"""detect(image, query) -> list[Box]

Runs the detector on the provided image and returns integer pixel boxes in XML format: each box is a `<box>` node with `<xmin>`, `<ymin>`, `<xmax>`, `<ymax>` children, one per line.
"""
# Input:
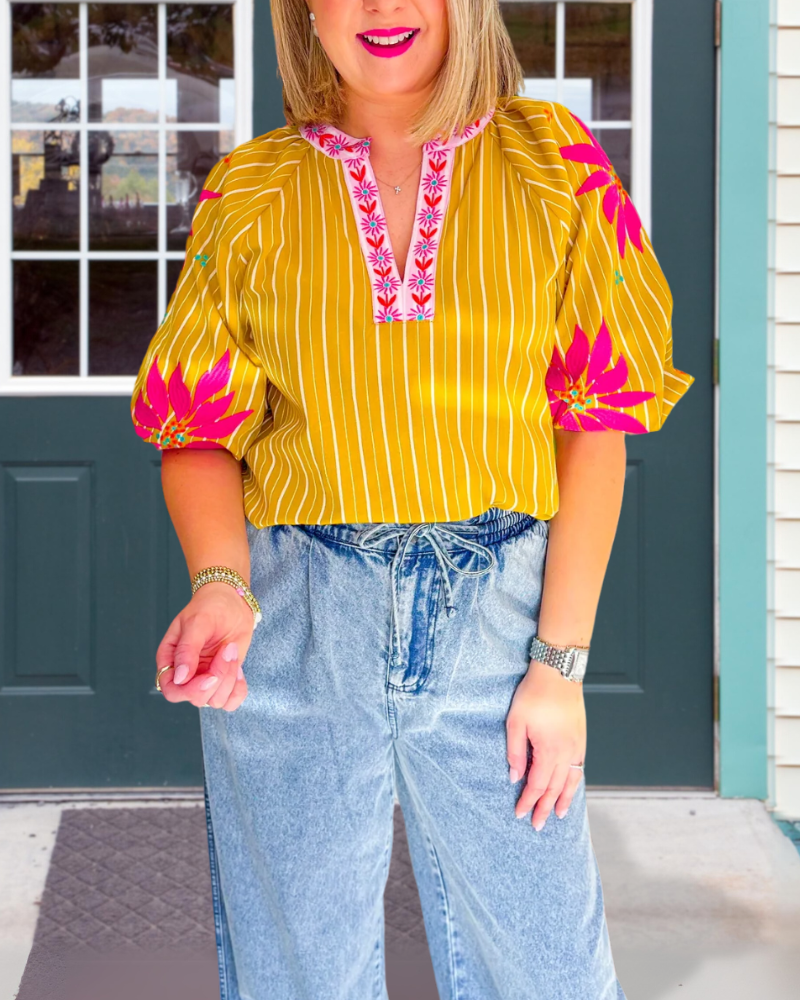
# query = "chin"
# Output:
<box><xmin>359</xmin><ymin>77</ymin><xmax>427</xmax><ymax>99</ymax></box>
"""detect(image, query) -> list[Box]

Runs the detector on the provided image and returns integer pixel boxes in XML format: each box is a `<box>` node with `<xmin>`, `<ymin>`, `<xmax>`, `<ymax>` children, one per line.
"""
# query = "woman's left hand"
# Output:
<box><xmin>506</xmin><ymin>659</ymin><xmax>587</xmax><ymax>830</ymax></box>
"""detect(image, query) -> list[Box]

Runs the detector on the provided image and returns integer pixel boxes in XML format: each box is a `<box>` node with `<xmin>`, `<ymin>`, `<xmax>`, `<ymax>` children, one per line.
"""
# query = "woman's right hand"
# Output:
<box><xmin>155</xmin><ymin>582</ymin><xmax>256</xmax><ymax>711</ymax></box>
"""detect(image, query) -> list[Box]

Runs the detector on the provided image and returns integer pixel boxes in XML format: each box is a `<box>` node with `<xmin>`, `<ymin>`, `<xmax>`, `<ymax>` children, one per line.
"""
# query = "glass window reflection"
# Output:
<box><xmin>11</xmin><ymin>3</ymin><xmax>80</xmax><ymax>122</ymax></box>
<box><xmin>13</xmin><ymin>129</ymin><xmax>80</xmax><ymax>250</ymax></box>
<box><xmin>166</xmin><ymin>129</ymin><xmax>234</xmax><ymax>250</ymax></box>
<box><xmin>167</xmin><ymin>4</ymin><xmax>234</xmax><ymax>124</ymax></box>
<box><xmin>89</xmin><ymin>260</ymin><xmax>158</xmax><ymax>374</ymax></box>
<box><xmin>13</xmin><ymin>260</ymin><xmax>80</xmax><ymax>375</ymax></box>
<box><xmin>565</xmin><ymin>3</ymin><xmax>631</xmax><ymax>122</ymax></box>
<box><xmin>501</xmin><ymin>3</ymin><xmax>556</xmax><ymax>84</ymax></box>
<box><xmin>88</xmin><ymin>3</ymin><xmax>159</xmax><ymax>123</ymax></box>
<box><xmin>166</xmin><ymin>258</ymin><xmax>185</xmax><ymax>305</ymax></box>
<box><xmin>594</xmin><ymin>128</ymin><xmax>631</xmax><ymax>193</ymax></box>
<box><xmin>89</xmin><ymin>131</ymin><xmax>159</xmax><ymax>250</ymax></box>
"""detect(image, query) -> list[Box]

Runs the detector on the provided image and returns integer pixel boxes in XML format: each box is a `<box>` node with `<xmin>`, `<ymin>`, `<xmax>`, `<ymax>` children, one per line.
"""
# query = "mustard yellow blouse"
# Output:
<box><xmin>130</xmin><ymin>96</ymin><xmax>694</xmax><ymax>527</ymax></box>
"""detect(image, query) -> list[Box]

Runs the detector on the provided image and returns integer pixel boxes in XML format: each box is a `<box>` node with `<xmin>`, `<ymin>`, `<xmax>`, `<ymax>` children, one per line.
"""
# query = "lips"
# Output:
<box><xmin>356</xmin><ymin>27</ymin><xmax>420</xmax><ymax>58</ymax></box>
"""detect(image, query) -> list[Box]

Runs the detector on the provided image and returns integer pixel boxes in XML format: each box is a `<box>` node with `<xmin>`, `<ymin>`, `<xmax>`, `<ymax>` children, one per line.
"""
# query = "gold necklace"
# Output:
<box><xmin>372</xmin><ymin>160</ymin><xmax>422</xmax><ymax>195</ymax></box>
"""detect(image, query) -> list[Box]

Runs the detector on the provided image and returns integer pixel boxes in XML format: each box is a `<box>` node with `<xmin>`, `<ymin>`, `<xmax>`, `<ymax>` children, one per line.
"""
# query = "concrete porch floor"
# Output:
<box><xmin>2</xmin><ymin>790</ymin><xmax>799</xmax><ymax>1000</ymax></box>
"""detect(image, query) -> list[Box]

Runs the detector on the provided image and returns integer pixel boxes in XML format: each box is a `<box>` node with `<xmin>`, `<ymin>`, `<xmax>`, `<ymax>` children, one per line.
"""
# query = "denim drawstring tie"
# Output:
<box><xmin>355</xmin><ymin>522</ymin><xmax>497</xmax><ymax>666</ymax></box>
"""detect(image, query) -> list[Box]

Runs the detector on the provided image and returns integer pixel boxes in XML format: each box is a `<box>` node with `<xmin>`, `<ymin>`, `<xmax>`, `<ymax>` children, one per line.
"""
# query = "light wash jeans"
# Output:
<box><xmin>199</xmin><ymin>506</ymin><xmax>626</xmax><ymax>1000</ymax></box>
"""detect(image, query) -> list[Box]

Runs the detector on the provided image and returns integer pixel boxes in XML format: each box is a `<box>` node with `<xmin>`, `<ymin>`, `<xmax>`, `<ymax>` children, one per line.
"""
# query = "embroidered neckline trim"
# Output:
<box><xmin>298</xmin><ymin>107</ymin><xmax>496</xmax><ymax>161</ymax></box>
<box><xmin>299</xmin><ymin>109</ymin><xmax>495</xmax><ymax>323</ymax></box>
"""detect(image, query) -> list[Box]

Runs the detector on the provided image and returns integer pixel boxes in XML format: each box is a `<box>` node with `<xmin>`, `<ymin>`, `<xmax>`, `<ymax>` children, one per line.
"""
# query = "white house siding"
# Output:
<box><xmin>770</xmin><ymin>0</ymin><xmax>800</xmax><ymax>818</ymax></box>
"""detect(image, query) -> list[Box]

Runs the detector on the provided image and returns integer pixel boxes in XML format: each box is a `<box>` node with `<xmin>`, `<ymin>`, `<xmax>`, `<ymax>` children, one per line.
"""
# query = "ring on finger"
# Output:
<box><xmin>155</xmin><ymin>665</ymin><xmax>172</xmax><ymax>692</ymax></box>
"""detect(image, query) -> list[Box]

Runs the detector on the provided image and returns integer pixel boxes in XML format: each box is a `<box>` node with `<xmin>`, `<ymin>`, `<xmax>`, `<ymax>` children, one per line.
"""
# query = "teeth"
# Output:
<box><xmin>363</xmin><ymin>30</ymin><xmax>415</xmax><ymax>46</ymax></box>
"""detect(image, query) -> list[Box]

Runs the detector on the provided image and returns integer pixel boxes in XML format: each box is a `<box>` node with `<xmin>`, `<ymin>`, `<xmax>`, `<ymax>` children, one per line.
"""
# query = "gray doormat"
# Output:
<box><xmin>17</xmin><ymin>804</ymin><xmax>438</xmax><ymax>1000</ymax></box>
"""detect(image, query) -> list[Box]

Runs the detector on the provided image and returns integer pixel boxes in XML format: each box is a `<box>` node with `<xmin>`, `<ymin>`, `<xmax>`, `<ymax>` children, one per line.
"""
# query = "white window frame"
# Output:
<box><xmin>0</xmin><ymin>0</ymin><xmax>253</xmax><ymax>396</ymax></box>
<box><xmin>509</xmin><ymin>0</ymin><xmax>652</xmax><ymax>230</ymax></box>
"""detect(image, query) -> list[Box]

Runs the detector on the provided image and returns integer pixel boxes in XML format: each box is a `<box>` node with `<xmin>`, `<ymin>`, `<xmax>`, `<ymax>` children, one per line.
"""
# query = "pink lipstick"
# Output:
<box><xmin>356</xmin><ymin>26</ymin><xmax>420</xmax><ymax>58</ymax></box>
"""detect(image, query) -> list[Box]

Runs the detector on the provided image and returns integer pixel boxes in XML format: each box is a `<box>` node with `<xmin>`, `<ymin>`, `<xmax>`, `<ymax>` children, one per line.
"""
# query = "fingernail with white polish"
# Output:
<box><xmin>199</xmin><ymin>675</ymin><xmax>219</xmax><ymax>690</ymax></box>
<box><xmin>509</xmin><ymin>767</ymin><xmax>520</xmax><ymax>783</ymax></box>
<box><xmin>237</xmin><ymin>665</ymin><xmax>244</xmax><ymax>680</ymax></box>
<box><xmin>222</xmin><ymin>642</ymin><xmax>238</xmax><ymax>662</ymax></box>
<box><xmin>174</xmin><ymin>664</ymin><xmax>190</xmax><ymax>685</ymax></box>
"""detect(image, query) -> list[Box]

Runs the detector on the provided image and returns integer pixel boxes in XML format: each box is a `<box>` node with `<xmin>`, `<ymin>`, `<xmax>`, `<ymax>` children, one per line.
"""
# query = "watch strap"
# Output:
<box><xmin>528</xmin><ymin>636</ymin><xmax>589</xmax><ymax>682</ymax></box>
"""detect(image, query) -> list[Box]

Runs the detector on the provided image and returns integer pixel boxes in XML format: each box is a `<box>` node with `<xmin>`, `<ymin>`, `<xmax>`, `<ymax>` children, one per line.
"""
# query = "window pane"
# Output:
<box><xmin>500</xmin><ymin>2</ymin><xmax>556</xmax><ymax>92</ymax></box>
<box><xmin>89</xmin><ymin>130</ymin><xmax>159</xmax><ymax>250</ymax></box>
<box><xmin>88</xmin><ymin>3</ymin><xmax>159</xmax><ymax>123</ymax></box>
<box><xmin>166</xmin><ymin>258</ymin><xmax>185</xmax><ymax>303</ymax></box>
<box><xmin>89</xmin><ymin>260</ymin><xmax>158</xmax><ymax>374</ymax></box>
<box><xmin>13</xmin><ymin>130</ymin><xmax>80</xmax><ymax>250</ymax></box>
<box><xmin>14</xmin><ymin>260</ymin><xmax>80</xmax><ymax>375</ymax></box>
<box><xmin>166</xmin><ymin>129</ymin><xmax>234</xmax><ymax>250</ymax></box>
<box><xmin>167</xmin><ymin>4</ymin><xmax>234</xmax><ymax>124</ymax></box>
<box><xmin>565</xmin><ymin>3</ymin><xmax>631</xmax><ymax>121</ymax></box>
<box><xmin>12</xmin><ymin>3</ymin><xmax>80</xmax><ymax>123</ymax></box>
<box><xmin>594</xmin><ymin>128</ymin><xmax>631</xmax><ymax>193</ymax></box>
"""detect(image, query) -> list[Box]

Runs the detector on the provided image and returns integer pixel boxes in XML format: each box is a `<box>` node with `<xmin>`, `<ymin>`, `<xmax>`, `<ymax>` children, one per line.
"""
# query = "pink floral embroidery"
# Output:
<box><xmin>300</xmin><ymin>109</ymin><xmax>495</xmax><ymax>323</ymax></box>
<box><xmin>133</xmin><ymin>350</ymin><xmax>254</xmax><ymax>449</ymax></box>
<box><xmin>558</xmin><ymin>112</ymin><xmax>643</xmax><ymax>259</ymax></box>
<box><xmin>300</xmin><ymin>125</ymin><xmax>372</xmax><ymax>159</ymax></box>
<box><xmin>425</xmin><ymin>114</ymin><xmax>493</xmax><ymax>153</ymax></box>
<box><xmin>546</xmin><ymin>320</ymin><xmax>655</xmax><ymax>433</ymax></box>
<box><xmin>402</xmin><ymin>149</ymin><xmax>449</xmax><ymax>321</ymax></box>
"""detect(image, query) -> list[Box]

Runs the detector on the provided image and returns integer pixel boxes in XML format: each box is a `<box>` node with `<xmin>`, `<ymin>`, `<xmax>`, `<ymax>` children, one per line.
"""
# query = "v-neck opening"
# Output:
<box><xmin>299</xmin><ymin>109</ymin><xmax>495</xmax><ymax>324</ymax></box>
<box><xmin>369</xmin><ymin>166</ymin><xmax>422</xmax><ymax>285</ymax></box>
<box><xmin>341</xmin><ymin>146</ymin><xmax>452</xmax><ymax>323</ymax></box>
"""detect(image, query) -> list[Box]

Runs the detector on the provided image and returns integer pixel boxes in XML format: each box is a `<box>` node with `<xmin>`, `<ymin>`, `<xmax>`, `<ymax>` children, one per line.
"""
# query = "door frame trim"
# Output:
<box><xmin>717</xmin><ymin>0</ymin><xmax>770</xmax><ymax>799</ymax></box>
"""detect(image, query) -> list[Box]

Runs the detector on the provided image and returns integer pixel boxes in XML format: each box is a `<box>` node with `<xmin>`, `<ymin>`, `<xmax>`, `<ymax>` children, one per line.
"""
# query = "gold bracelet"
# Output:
<box><xmin>191</xmin><ymin>566</ymin><xmax>262</xmax><ymax>626</ymax></box>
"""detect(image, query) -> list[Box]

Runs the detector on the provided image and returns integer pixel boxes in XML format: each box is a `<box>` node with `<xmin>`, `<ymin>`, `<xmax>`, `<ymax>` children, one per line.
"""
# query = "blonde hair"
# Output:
<box><xmin>270</xmin><ymin>0</ymin><xmax>525</xmax><ymax>146</ymax></box>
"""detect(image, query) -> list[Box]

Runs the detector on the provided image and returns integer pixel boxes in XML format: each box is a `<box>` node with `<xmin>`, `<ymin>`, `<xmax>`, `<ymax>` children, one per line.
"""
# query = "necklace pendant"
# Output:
<box><xmin>394</xmin><ymin>185</ymin><xmax>401</xmax><ymax>195</ymax></box>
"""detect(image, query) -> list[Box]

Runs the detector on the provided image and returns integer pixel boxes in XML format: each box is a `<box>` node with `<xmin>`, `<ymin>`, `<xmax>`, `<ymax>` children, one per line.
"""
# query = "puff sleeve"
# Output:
<box><xmin>130</xmin><ymin>153</ymin><xmax>268</xmax><ymax>458</ymax></box>
<box><xmin>546</xmin><ymin>104</ymin><xmax>694</xmax><ymax>433</ymax></box>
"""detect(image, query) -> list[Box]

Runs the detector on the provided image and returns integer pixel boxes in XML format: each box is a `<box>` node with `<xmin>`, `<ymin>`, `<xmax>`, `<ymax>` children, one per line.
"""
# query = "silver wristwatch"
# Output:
<box><xmin>528</xmin><ymin>636</ymin><xmax>589</xmax><ymax>683</ymax></box>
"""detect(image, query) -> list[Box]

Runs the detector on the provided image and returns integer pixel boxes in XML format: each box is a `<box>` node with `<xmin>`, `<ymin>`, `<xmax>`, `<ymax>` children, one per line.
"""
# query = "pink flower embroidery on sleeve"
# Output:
<box><xmin>133</xmin><ymin>350</ymin><xmax>254</xmax><ymax>449</ymax></box>
<box><xmin>546</xmin><ymin>320</ymin><xmax>655</xmax><ymax>433</ymax></box>
<box><xmin>558</xmin><ymin>112</ymin><xmax>643</xmax><ymax>259</ymax></box>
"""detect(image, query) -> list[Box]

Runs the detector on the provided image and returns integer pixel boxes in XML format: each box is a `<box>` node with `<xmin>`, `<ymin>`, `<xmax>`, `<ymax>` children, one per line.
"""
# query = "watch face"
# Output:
<box><xmin>572</xmin><ymin>649</ymin><xmax>589</xmax><ymax>680</ymax></box>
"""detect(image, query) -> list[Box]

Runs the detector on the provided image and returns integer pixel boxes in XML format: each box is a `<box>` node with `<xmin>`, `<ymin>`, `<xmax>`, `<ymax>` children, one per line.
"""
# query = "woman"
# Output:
<box><xmin>131</xmin><ymin>0</ymin><xmax>693</xmax><ymax>995</ymax></box>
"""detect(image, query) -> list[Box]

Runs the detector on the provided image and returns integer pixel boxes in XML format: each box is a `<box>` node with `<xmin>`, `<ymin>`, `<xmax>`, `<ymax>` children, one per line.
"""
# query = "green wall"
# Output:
<box><xmin>718</xmin><ymin>0</ymin><xmax>770</xmax><ymax>797</ymax></box>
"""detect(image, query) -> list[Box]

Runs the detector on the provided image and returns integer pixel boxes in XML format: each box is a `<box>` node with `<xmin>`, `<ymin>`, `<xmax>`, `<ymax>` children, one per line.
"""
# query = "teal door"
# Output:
<box><xmin>588</xmin><ymin>0</ymin><xmax>715</xmax><ymax>785</ymax></box>
<box><xmin>1</xmin><ymin>0</ymin><xmax>243</xmax><ymax>788</ymax></box>
<box><xmin>0</xmin><ymin>0</ymin><xmax>714</xmax><ymax>789</ymax></box>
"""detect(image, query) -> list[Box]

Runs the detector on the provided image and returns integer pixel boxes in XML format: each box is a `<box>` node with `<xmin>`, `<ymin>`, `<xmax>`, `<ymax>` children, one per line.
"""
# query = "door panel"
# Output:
<box><xmin>0</xmin><ymin>0</ymin><xmax>715</xmax><ymax>788</ymax></box>
<box><xmin>585</xmin><ymin>0</ymin><xmax>715</xmax><ymax>786</ymax></box>
<box><xmin>3</xmin><ymin>463</ymin><xmax>93</xmax><ymax>692</ymax></box>
<box><xmin>503</xmin><ymin>0</ymin><xmax>715</xmax><ymax>786</ymax></box>
<box><xmin>0</xmin><ymin>398</ymin><xmax>198</xmax><ymax>788</ymax></box>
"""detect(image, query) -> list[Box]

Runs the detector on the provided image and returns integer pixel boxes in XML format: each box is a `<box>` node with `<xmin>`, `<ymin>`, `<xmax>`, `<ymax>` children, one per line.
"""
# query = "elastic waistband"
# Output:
<box><xmin>300</xmin><ymin>506</ymin><xmax>547</xmax><ymax>554</ymax></box>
